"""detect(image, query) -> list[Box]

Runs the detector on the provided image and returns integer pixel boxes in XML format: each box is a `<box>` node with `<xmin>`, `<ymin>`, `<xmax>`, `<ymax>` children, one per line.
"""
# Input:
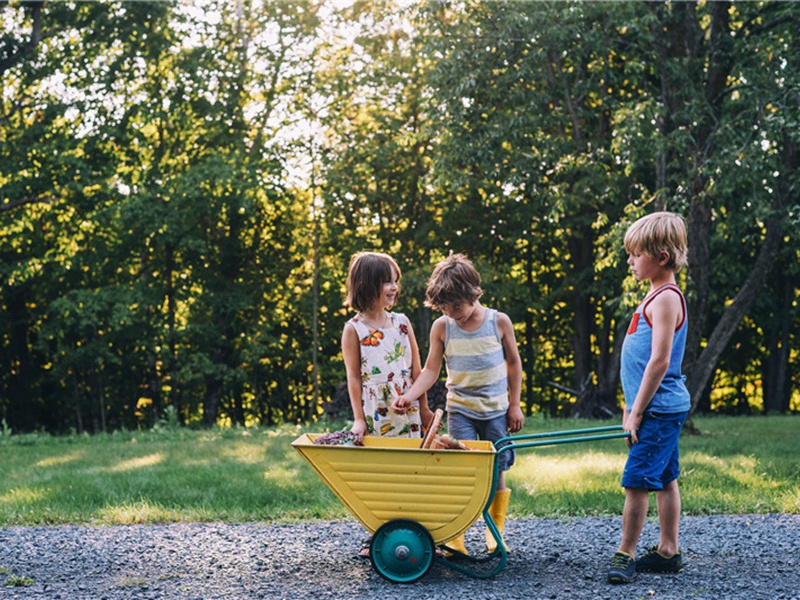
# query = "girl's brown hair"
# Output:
<box><xmin>344</xmin><ymin>252</ymin><xmax>401</xmax><ymax>312</ymax></box>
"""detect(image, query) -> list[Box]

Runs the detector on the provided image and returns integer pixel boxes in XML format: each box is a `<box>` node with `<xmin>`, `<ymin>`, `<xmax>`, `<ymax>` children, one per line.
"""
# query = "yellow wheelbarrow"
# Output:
<box><xmin>292</xmin><ymin>424</ymin><xmax>629</xmax><ymax>583</ymax></box>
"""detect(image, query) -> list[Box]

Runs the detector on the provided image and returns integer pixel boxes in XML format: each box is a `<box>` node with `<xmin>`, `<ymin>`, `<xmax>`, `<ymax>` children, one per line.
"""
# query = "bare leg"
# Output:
<box><xmin>618</xmin><ymin>487</ymin><xmax>649</xmax><ymax>558</ymax></box>
<box><xmin>655</xmin><ymin>479</ymin><xmax>681</xmax><ymax>556</ymax></box>
<box><xmin>497</xmin><ymin>471</ymin><xmax>506</xmax><ymax>491</ymax></box>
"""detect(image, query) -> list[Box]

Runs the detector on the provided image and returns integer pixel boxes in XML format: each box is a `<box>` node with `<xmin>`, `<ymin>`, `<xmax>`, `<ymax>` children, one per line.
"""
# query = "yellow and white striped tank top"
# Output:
<box><xmin>444</xmin><ymin>308</ymin><xmax>509</xmax><ymax>419</ymax></box>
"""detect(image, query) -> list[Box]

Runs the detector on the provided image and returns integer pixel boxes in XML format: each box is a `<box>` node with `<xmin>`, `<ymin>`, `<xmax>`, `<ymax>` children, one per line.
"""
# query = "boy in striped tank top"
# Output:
<box><xmin>607</xmin><ymin>212</ymin><xmax>691</xmax><ymax>584</ymax></box>
<box><xmin>393</xmin><ymin>254</ymin><xmax>524</xmax><ymax>556</ymax></box>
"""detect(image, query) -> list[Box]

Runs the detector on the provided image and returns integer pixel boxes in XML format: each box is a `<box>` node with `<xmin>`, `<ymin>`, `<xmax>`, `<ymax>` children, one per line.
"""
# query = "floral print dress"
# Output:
<box><xmin>348</xmin><ymin>311</ymin><xmax>422</xmax><ymax>438</ymax></box>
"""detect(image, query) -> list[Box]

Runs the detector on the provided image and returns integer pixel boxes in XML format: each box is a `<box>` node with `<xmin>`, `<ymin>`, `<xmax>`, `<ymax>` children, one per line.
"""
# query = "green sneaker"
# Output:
<box><xmin>636</xmin><ymin>545</ymin><xmax>684</xmax><ymax>573</ymax></box>
<box><xmin>607</xmin><ymin>551</ymin><xmax>636</xmax><ymax>584</ymax></box>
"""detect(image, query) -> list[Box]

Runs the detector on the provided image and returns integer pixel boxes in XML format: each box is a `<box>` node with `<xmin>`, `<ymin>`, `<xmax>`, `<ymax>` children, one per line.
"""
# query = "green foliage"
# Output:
<box><xmin>2</xmin><ymin>574</ymin><xmax>35</xmax><ymax>588</ymax></box>
<box><xmin>0</xmin><ymin>563</ymin><xmax>34</xmax><ymax>587</ymax></box>
<box><xmin>1</xmin><ymin>0</ymin><xmax>799</xmax><ymax>434</ymax></box>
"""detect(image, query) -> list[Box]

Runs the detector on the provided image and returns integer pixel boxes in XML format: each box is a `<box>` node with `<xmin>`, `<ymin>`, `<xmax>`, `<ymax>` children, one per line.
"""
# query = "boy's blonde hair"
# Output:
<box><xmin>345</xmin><ymin>252</ymin><xmax>401</xmax><ymax>312</ymax></box>
<box><xmin>424</xmin><ymin>253</ymin><xmax>483</xmax><ymax>310</ymax></box>
<box><xmin>624</xmin><ymin>211</ymin><xmax>688</xmax><ymax>272</ymax></box>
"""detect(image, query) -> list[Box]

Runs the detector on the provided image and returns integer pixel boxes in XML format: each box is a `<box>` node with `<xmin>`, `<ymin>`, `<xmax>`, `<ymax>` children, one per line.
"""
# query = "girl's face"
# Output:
<box><xmin>377</xmin><ymin>272</ymin><xmax>399</xmax><ymax>309</ymax></box>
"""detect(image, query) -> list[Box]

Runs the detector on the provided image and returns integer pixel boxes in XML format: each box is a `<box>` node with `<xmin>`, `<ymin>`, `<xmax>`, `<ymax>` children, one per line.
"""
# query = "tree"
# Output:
<box><xmin>644</xmin><ymin>1</ymin><xmax>799</xmax><ymax>412</ymax></box>
<box><xmin>421</xmin><ymin>1</ymin><xmax>645</xmax><ymax>415</ymax></box>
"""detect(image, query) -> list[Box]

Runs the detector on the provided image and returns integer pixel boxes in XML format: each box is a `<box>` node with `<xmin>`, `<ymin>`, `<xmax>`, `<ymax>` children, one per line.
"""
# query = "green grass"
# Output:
<box><xmin>0</xmin><ymin>415</ymin><xmax>797</xmax><ymax>526</ymax></box>
<box><xmin>508</xmin><ymin>415</ymin><xmax>800</xmax><ymax>517</ymax></box>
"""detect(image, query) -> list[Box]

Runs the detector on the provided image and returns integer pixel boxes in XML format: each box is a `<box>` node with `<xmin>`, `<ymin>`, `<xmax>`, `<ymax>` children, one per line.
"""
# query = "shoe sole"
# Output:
<box><xmin>607</xmin><ymin>574</ymin><xmax>636</xmax><ymax>584</ymax></box>
<box><xmin>636</xmin><ymin>566</ymin><xmax>683</xmax><ymax>573</ymax></box>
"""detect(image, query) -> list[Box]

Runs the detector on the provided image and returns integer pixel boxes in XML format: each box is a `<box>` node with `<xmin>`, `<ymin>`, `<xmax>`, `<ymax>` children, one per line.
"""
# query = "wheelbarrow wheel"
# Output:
<box><xmin>370</xmin><ymin>519</ymin><xmax>435</xmax><ymax>583</ymax></box>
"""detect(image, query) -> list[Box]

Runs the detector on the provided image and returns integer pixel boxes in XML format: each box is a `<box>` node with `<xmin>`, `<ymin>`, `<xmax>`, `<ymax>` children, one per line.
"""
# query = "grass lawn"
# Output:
<box><xmin>1</xmin><ymin>415</ymin><xmax>797</xmax><ymax>526</ymax></box>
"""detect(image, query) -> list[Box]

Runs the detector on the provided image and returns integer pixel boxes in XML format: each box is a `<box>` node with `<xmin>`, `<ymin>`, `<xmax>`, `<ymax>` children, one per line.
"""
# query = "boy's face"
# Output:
<box><xmin>627</xmin><ymin>250</ymin><xmax>666</xmax><ymax>282</ymax></box>
<box><xmin>441</xmin><ymin>300</ymin><xmax>478</xmax><ymax>327</ymax></box>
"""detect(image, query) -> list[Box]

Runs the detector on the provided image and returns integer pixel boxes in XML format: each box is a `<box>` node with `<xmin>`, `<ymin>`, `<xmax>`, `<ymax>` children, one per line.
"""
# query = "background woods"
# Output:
<box><xmin>1</xmin><ymin>0</ymin><xmax>798</xmax><ymax>434</ymax></box>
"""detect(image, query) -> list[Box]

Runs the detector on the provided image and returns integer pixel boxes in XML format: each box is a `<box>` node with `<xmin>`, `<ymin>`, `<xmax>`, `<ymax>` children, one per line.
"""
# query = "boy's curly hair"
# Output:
<box><xmin>624</xmin><ymin>211</ymin><xmax>688</xmax><ymax>272</ymax></box>
<box><xmin>424</xmin><ymin>253</ymin><xmax>483</xmax><ymax>310</ymax></box>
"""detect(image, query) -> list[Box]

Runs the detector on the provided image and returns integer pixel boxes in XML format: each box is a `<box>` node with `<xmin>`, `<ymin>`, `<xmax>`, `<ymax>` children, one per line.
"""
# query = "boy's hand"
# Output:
<box><xmin>507</xmin><ymin>406</ymin><xmax>525</xmax><ymax>434</ymax></box>
<box><xmin>623</xmin><ymin>412</ymin><xmax>642</xmax><ymax>445</ymax></box>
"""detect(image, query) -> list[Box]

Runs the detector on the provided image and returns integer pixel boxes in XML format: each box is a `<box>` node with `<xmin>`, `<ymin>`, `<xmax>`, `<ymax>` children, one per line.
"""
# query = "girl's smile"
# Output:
<box><xmin>381</xmin><ymin>278</ymin><xmax>399</xmax><ymax>308</ymax></box>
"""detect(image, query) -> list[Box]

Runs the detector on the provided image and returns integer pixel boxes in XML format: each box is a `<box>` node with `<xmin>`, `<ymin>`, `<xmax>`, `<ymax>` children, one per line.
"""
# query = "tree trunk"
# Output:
<box><xmin>6</xmin><ymin>286</ymin><xmax>37</xmax><ymax>431</ymax></box>
<box><xmin>72</xmin><ymin>370</ymin><xmax>84</xmax><ymax>434</ymax></box>
<box><xmin>686</xmin><ymin>211</ymin><xmax>784</xmax><ymax>412</ymax></box>
<box><xmin>762</xmin><ymin>266</ymin><xmax>792</xmax><ymax>414</ymax></box>
<box><xmin>165</xmin><ymin>242</ymin><xmax>179</xmax><ymax>418</ymax></box>
<box><xmin>568</xmin><ymin>222</ymin><xmax>595</xmax><ymax>392</ymax></box>
<box><xmin>203</xmin><ymin>375</ymin><xmax>222</xmax><ymax>426</ymax></box>
<box><xmin>524</xmin><ymin>239</ymin><xmax>536</xmax><ymax>415</ymax></box>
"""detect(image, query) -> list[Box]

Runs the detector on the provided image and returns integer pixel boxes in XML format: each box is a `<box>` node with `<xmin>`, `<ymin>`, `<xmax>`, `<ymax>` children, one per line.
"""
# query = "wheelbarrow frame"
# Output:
<box><xmin>292</xmin><ymin>425</ymin><xmax>629</xmax><ymax>582</ymax></box>
<box><xmin>438</xmin><ymin>425</ymin><xmax>630</xmax><ymax>580</ymax></box>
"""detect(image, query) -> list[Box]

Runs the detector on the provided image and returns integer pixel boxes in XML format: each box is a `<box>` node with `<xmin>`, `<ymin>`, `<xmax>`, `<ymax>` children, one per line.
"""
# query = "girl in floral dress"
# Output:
<box><xmin>341</xmin><ymin>252</ymin><xmax>433</xmax><ymax>557</ymax></box>
<box><xmin>342</xmin><ymin>251</ymin><xmax>432</xmax><ymax>441</ymax></box>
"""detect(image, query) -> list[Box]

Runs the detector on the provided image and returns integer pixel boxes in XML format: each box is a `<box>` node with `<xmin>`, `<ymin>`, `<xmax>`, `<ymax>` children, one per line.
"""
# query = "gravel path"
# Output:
<box><xmin>1</xmin><ymin>514</ymin><xmax>798</xmax><ymax>599</ymax></box>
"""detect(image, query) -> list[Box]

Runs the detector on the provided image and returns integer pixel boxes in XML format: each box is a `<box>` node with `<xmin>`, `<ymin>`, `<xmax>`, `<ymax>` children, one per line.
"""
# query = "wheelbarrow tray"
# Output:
<box><xmin>292</xmin><ymin>434</ymin><xmax>495</xmax><ymax>545</ymax></box>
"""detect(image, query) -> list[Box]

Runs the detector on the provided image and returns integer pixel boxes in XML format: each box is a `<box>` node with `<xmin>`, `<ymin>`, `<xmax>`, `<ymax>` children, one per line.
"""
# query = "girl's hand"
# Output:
<box><xmin>350</xmin><ymin>418</ymin><xmax>368</xmax><ymax>442</ymax></box>
<box><xmin>507</xmin><ymin>406</ymin><xmax>525</xmax><ymax>434</ymax></box>
<box><xmin>419</xmin><ymin>406</ymin><xmax>435</xmax><ymax>431</ymax></box>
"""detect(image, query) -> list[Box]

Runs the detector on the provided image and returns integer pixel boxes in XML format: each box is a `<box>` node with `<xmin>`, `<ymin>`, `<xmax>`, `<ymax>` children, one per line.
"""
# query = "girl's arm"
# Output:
<box><xmin>498</xmin><ymin>312</ymin><xmax>525</xmax><ymax>433</ymax></box>
<box><xmin>342</xmin><ymin>322</ymin><xmax>367</xmax><ymax>439</ymax></box>
<box><xmin>392</xmin><ymin>318</ymin><xmax>447</xmax><ymax>412</ymax></box>
<box><xmin>624</xmin><ymin>291</ymin><xmax>683</xmax><ymax>443</ymax></box>
<box><xmin>406</xmin><ymin>319</ymin><xmax>433</xmax><ymax>426</ymax></box>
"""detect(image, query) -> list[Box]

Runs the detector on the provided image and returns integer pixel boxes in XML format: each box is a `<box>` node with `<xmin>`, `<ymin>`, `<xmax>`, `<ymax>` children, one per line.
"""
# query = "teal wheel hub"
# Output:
<box><xmin>370</xmin><ymin>519</ymin><xmax>435</xmax><ymax>583</ymax></box>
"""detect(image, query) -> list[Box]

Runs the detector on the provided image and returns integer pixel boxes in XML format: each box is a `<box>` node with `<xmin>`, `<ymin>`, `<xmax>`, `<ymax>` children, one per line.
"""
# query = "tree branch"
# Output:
<box><xmin>0</xmin><ymin>195</ymin><xmax>56</xmax><ymax>212</ymax></box>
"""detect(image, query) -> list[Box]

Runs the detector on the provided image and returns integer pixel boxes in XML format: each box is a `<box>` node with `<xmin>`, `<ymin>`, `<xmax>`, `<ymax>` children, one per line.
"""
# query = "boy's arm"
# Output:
<box><xmin>392</xmin><ymin>318</ymin><xmax>446</xmax><ymax>413</ymax></box>
<box><xmin>342</xmin><ymin>323</ymin><xmax>368</xmax><ymax>438</ymax></box>
<box><xmin>624</xmin><ymin>291</ymin><xmax>682</xmax><ymax>443</ymax></box>
<box><xmin>498</xmin><ymin>312</ymin><xmax>525</xmax><ymax>433</ymax></box>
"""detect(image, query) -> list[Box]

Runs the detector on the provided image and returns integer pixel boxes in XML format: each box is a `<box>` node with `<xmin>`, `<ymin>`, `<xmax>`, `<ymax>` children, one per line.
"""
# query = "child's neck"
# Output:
<box><xmin>457</xmin><ymin>302</ymin><xmax>486</xmax><ymax>332</ymax></box>
<box><xmin>359</xmin><ymin>306</ymin><xmax>389</xmax><ymax>329</ymax></box>
<box><xmin>649</xmin><ymin>271</ymin><xmax>676</xmax><ymax>292</ymax></box>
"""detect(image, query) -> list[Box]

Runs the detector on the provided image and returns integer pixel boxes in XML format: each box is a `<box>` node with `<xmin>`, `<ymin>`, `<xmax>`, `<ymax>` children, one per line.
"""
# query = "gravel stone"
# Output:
<box><xmin>0</xmin><ymin>514</ymin><xmax>798</xmax><ymax>599</ymax></box>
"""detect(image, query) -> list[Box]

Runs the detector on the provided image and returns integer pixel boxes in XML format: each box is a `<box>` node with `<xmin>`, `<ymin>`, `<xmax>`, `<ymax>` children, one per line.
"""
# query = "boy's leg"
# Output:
<box><xmin>444</xmin><ymin>412</ymin><xmax>479</xmax><ymax>557</ymax></box>
<box><xmin>618</xmin><ymin>411</ymin><xmax>686</xmax><ymax>557</ymax></box>
<box><xmin>608</xmin><ymin>487</ymin><xmax>647</xmax><ymax>584</ymax></box>
<box><xmin>480</xmin><ymin>414</ymin><xmax>514</xmax><ymax>552</ymax></box>
<box><xmin>637</xmin><ymin>479</ymin><xmax>684</xmax><ymax>573</ymax></box>
<box><xmin>655</xmin><ymin>479</ymin><xmax>681</xmax><ymax>556</ymax></box>
<box><xmin>619</xmin><ymin>487</ymin><xmax>649</xmax><ymax>557</ymax></box>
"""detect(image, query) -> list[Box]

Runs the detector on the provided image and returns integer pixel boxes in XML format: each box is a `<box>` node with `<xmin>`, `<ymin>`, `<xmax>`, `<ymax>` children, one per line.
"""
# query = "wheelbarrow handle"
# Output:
<box><xmin>485</xmin><ymin>425</ymin><xmax>631</xmax><ymax>513</ymax></box>
<box><xmin>494</xmin><ymin>425</ymin><xmax>629</xmax><ymax>448</ymax></box>
<box><xmin>498</xmin><ymin>430</ymin><xmax>631</xmax><ymax>455</ymax></box>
